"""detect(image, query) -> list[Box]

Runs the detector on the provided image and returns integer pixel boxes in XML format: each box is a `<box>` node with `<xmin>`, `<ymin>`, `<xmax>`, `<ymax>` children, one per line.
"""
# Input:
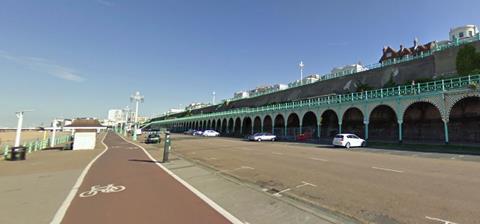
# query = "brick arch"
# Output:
<box><xmin>445</xmin><ymin>92</ymin><xmax>480</xmax><ymax>122</ymax></box>
<box><xmin>338</xmin><ymin>106</ymin><xmax>366</xmax><ymax>123</ymax></box>
<box><xmin>365</xmin><ymin>101</ymin><xmax>400</xmax><ymax>122</ymax></box>
<box><xmin>400</xmin><ymin>97</ymin><xmax>446</xmax><ymax>122</ymax></box>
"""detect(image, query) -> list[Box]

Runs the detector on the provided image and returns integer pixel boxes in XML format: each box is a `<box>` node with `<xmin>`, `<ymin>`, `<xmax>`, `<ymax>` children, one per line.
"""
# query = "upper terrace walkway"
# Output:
<box><xmin>146</xmin><ymin>74</ymin><xmax>480</xmax><ymax>145</ymax></box>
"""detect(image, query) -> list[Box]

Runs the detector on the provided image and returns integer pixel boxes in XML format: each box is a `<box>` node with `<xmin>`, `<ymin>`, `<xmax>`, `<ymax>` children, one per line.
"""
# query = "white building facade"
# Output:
<box><xmin>449</xmin><ymin>25</ymin><xmax>479</xmax><ymax>41</ymax></box>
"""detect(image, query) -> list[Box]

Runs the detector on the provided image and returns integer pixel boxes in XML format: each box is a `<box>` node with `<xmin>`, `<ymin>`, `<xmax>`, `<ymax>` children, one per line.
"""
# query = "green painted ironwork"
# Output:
<box><xmin>2</xmin><ymin>135</ymin><xmax>72</xmax><ymax>160</ymax></box>
<box><xmin>149</xmin><ymin>74</ymin><xmax>480</xmax><ymax>125</ymax></box>
<box><xmin>225</xmin><ymin>39</ymin><xmax>480</xmax><ymax>103</ymax></box>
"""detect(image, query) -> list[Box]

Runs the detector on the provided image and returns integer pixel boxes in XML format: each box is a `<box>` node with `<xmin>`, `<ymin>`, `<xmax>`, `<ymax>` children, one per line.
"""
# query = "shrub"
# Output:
<box><xmin>456</xmin><ymin>44</ymin><xmax>480</xmax><ymax>76</ymax></box>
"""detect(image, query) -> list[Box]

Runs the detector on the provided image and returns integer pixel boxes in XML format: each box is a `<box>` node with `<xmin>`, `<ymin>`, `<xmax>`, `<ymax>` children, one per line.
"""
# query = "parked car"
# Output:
<box><xmin>332</xmin><ymin>134</ymin><xmax>366</xmax><ymax>149</ymax></box>
<box><xmin>248</xmin><ymin>133</ymin><xmax>276</xmax><ymax>141</ymax></box>
<box><xmin>202</xmin><ymin>130</ymin><xmax>220</xmax><ymax>137</ymax></box>
<box><xmin>145</xmin><ymin>133</ymin><xmax>161</xmax><ymax>144</ymax></box>
<box><xmin>184</xmin><ymin>129</ymin><xmax>195</xmax><ymax>135</ymax></box>
<box><xmin>193</xmin><ymin>130</ymin><xmax>204</xmax><ymax>136</ymax></box>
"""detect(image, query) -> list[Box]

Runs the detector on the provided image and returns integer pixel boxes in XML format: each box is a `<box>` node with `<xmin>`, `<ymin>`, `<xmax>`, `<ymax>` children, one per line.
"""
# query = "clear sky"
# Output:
<box><xmin>1</xmin><ymin>0</ymin><xmax>479</xmax><ymax>127</ymax></box>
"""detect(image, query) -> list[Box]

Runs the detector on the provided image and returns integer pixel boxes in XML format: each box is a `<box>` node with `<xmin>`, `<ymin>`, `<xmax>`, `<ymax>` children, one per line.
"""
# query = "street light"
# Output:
<box><xmin>14</xmin><ymin>110</ymin><xmax>33</xmax><ymax>147</ymax></box>
<box><xmin>130</xmin><ymin>91</ymin><xmax>144</xmax><ymax>141</ymax></box>
<box><xmin>212</xmin><ymin>91</ymin><xmax>216</xmax><ymax>105</ymax></box>
<box><xmin>299</xmin><ymin>61</ymin><xmax>304</xmax><ymax>85</ymax></box>
<box><xmin>50</xmin><ymin>118</ymin><xmax>63</xmax><ymax>147</ymax></box>
<box><xmin>123</xmin><ymin>106</ymin><xmax>130</xmax><ymax>136</ymax></box>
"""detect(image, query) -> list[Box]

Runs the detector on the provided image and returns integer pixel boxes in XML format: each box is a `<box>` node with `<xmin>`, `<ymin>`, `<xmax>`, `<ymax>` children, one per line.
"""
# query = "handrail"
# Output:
<box><xmin>149</xmin><ymin>38</ymin><xmax>480</xmax><ymax>124</ymax></box>
<box><xmin>224</xmin><ymin>37</ymin><xmax>480</xmax><ymax>102</ymax></box>
<box><xmin>149</xmin><ymin>74</ymin><xmax>480</xmax><ymax>124</ymax></box>
<box><xmin>2</xmin><ymin>135</ymin><xmax>71</xmax><ymax>159</ymax></box>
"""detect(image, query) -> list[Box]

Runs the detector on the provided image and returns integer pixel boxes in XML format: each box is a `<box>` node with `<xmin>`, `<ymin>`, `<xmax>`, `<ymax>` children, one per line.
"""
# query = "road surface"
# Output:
<box><xmin>169</xmin><ymin>135</ymin><xmax>480</xmax><ymax>224</ymax></box>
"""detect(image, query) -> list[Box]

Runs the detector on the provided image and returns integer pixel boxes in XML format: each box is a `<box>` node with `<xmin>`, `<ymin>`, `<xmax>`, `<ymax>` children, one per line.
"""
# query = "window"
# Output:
<box><xmin>459</xmin><ymin>32</ymin><xmax>464</xmax><ymax>38</ymax></box>
<box><xmin>469</xmin><ymin>31</ymin><xmax>473</xmax><ymax>37</ymax></box>
<box><xmin>386</xmin><ymin>52</ymin><xmax>392</xmax><ymax>57</ymax></box>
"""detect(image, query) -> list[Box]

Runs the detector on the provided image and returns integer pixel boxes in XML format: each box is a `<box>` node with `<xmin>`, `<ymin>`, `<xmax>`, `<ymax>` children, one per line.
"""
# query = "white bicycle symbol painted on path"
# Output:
<box><xmin>79</xmin><ymin>184</ymin><xmax>126</xmax><ymax>198</ymax></box>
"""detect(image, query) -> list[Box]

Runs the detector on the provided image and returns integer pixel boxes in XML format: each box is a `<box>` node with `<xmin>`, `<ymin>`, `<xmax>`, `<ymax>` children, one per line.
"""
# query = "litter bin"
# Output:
<box><xmin>9</xmin><ymin>146</ymin><xmax>27</xmax><ymax>161</ymax></box>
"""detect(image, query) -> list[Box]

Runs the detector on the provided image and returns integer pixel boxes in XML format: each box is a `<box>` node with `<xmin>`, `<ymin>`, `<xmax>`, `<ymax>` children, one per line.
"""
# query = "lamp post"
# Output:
<box><xmin>14</xmin><ymin>110</ymin><xmax>32</xmax><ymax>147</ymax></box>
<box><xmin>123</xmin><ymin>106</ymin><xmax>130</xmax><ymax>136</ymax></box>
<box><xmin>299</xmin><ymin>61</ymin><xmax>304</xmax><ymax>85</ymax></box>
<box><xmin>130</xmin><ymin>91</ymin><xmax>144</xmax><ymax>141</ymax></box>
<box><xmin>50</xmin><ymin>118</ymin><xmax>62</xmax><ymax>147</ymax></box>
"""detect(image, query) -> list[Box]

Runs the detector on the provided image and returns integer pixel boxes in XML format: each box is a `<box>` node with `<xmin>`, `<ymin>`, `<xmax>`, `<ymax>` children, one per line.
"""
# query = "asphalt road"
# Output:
<box><xmin>170</xmin><ymin>135</ymin><xmax>480</xmax><ymax>224</ymax></box>
<box><xmin>60</xmin><ymin>133</ymin><xmax>232</xmax><ymax>224</ymax></box>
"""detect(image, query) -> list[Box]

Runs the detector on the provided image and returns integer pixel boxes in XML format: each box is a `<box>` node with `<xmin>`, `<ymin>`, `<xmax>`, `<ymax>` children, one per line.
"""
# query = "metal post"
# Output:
<box><xmin>317</xmin><ymin>122</ymin><xmax>321</xmax><ymax>139</ymax></box>
<box><xmin>443</xmin><ymin>120</ymin><xmax>449</xmax><ymax>144</ymax></box>
<box><xmin>14</xmin><ymin>112</ymin><xmax>25</xmax><ymax>147</ymax></box>
<box><xmin>364</xmin><ymin>121</ymin><xmax>369</xmax><ymax>140</ymax></box>
<box><xmin>398</xmin><ymin>121</ymin><xmax>403</xmax><ymax>143</ymax></box>
<box><xmin>162</xmin><ymin>132</ymin><xmax>171</xmax><ymax>163</ymax></box>
<box><xmin>51</xmin><ymin>119</ymin><xmax>57</xmax><ymax>147</ymax></box>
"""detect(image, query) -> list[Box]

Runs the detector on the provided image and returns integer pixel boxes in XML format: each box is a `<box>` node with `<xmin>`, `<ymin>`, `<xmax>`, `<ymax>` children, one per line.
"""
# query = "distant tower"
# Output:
<box><xmin>299</xmin><ymin>61</ymin><xmax>305</xmax><ymax>84</ymax></box>
<box><xmin>212</xmin><ymin>91</ymin><xmax>216</xmax><ymax>105</ymax></box>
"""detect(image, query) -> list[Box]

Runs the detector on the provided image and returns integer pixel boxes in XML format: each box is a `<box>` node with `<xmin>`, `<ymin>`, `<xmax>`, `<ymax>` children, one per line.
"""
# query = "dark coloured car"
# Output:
<box><xmin>145</xmin><ymin>134</ymin><xmax>161</xmax><ymax>144</ymax></box>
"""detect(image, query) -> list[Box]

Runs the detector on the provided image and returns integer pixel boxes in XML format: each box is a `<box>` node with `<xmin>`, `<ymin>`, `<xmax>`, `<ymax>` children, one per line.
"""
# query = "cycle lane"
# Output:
<box><xmin>59</xmin><ymin>133</ymin><xmax>233</xmax><ymax>224</ymax></box>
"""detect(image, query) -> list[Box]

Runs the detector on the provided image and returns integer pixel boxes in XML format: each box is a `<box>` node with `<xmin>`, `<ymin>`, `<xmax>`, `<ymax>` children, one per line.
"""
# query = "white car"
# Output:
<box><xmin>248</xmin><ymin>133</ymin><xmax>276</xmax><ymax>141</ymax></box>
<box><xmin>202</xmin><ymin>130</ymin><xmax>220</xmax><ymax>137</ymax></box>
<box><xmin>332</xmin><ymin>134</ymin><xmax>366</xmax><ymax>149</ymax></box>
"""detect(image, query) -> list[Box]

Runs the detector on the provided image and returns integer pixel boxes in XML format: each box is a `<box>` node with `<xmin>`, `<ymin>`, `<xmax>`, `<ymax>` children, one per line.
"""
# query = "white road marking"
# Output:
<box><xmin>371</xmin><ymin>166</ymin><xmax>404</xmax><ymax>173</ymax></box>
<box><xmin>122</xmin><ymin>135</ymin><xmax>244</xmax><ymax>224</ymax></box>
<box><xmin>295</xmin><ymin>181</ymin><xmax>317</xmax><ymax>188</ymax></box>
<box><xmin>79</xmin><ymin>184</ymin><xmax>126</xmax><ymax>198</ymax></box>
<box><xmin>273</xmin><ymin>188</ymin><xmax>291</xmax><ymax>197</ymax></box>
<box><xmin>207</xmin><ymin>157</ymin><xmax>217</xmax><ymax>160</ymax></box>
<box><xmin>51</xmin><ymin>133</ymin><xmax>110</xmax><ymax>224</ymax></box>
<box><xmin>272</xmin><ymin>152</ymin><xmax>284</xmax><ymax>155</ymax></box>
<box><xmin>425</xmin><ymin>216</ymin><xmax>458</xmax><ymax>224</ymax></box>
<box><xmin>310</xmin><ymin>157</ymin><xmax>328</xmax><ymax>162</ymax></box>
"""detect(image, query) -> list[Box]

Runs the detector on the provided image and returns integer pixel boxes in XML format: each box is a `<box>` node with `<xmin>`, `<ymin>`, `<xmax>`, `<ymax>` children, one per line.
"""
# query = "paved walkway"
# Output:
<box><xmin>60</xmin><ymin>133</ymin><xmax>233</xmax><ymax>224</ymax></box>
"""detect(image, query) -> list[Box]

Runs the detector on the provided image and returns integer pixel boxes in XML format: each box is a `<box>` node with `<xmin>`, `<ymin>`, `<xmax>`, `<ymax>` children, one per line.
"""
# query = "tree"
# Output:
<box><xmin>456</xmin><ymin>44</ymin><xmax>480</xmax><ymax>76</ymax></box>
<box><xmin>356</xmin><ymin>82</ymin><xmax>373</xmax><ymax>92</ymax></box>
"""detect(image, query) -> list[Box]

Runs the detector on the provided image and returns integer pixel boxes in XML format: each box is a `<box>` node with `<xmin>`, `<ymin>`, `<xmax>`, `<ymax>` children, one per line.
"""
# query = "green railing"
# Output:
<box><xmin>2</xmin><ymin>135</ymin><xmax>71</xmax><ymax>160</ymax></box>
<box><xmin>150</xmin><ymin>74</ymin><xmax>480</xmax><ymax>124</ymax></box>
<box><xmin>225</xmin><ymin>36</ymin><xmax>480</xmax><ymax>103</ymax></box>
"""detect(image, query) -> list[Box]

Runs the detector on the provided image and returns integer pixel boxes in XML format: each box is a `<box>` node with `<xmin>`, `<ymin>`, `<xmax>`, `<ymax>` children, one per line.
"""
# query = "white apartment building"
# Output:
<box><xmin>449</xmin><ymin>25</ymin><xmax>479</xmax><ymax>41</ymax></box>
<box><xmin>331</xmin><ymin>64</ymin><xmax>367</xmax><ymax>75</ymax></box>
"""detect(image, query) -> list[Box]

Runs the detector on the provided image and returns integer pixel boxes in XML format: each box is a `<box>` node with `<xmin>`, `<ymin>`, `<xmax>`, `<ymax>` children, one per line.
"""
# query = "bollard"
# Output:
<box><xmin>162</xmin><ymin>132</ymin><xmax>171</xmax><ymax>163</ymax></box>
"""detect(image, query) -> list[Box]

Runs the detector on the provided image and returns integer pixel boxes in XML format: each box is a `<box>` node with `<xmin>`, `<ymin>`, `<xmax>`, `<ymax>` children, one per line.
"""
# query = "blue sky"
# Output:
<box><xmin>0</xmin><ymin>0</ymin><xmax>479</xmax><ymax>127</ymax></box>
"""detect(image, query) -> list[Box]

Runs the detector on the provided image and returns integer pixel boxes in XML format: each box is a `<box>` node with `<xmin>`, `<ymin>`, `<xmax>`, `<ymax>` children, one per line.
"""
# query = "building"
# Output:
<box><xmin>331</xmin><ymin>64</ymin><xmax>367</xmax><ymax>75</ymax></box>
<box><xmin>379</xmin><ymin>38</ymin><xmax>436</xmax><ymax>63</ymax></box>
<box><xmin>185</xmin><ymin>102</ymin><xmax>210</xmax><ymax>111</ymax></box>
<box><xmin>108</xmin><ymin>109</ymin><xmax>124</xmax><ymax>123</ymax></box>
<box><xmin>64</xmin><ymin>118</ymin><xmax>106</xmax><ymax>150</ymax></box>
<box><xmin>234</xmin><ymin>91</ymin><xmax>249</xmax><ymax>99</ymax></box>
<box><xmin>450</xmin><ymin>25</ymin><xmax>479</xmax><ymax>41</ymax></box>
<box><xmin>269</xmin><ymin>84</ymin><xmax>288</xmax><ymax>91</ymax></box>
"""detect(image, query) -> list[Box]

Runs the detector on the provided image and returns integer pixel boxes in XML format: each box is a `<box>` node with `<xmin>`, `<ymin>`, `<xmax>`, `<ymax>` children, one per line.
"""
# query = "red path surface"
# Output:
<box><xmin>61</xmin><ymin>133</ymin><xmax>231</xmax><ymax>224</ymax></box>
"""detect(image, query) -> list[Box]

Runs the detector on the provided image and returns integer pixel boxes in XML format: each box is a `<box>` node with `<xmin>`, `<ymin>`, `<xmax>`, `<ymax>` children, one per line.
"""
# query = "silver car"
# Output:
<box><xmin>248</xmin><ymin>133</ymin><xmax>276</xmax><ymax>141</ymax></box>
